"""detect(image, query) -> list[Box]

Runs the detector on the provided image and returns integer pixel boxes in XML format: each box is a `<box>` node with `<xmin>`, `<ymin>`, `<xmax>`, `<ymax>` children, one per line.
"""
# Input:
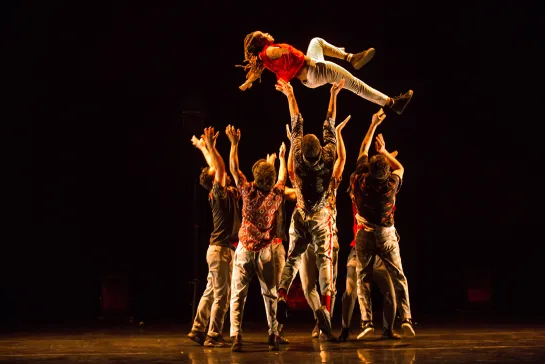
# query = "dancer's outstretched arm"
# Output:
<box><xmin>332</xmin><ymin>115</ymin><xmax>350</xmax><ymax>179</ymax></box>
<box><xmin>191</xmin><ymin>135</ymin><xmax>215</xmax><ymax>172</ymax></box>
<box><xmin>202</xmin><ymin>127</ymin><xmax>226</xmax><ymax>187</ymax></box>
<box><xmin>375</xmin><ymin>133</ymin><xmax>404</xmax><ymax>180</ymax></box>
<box><xmin>327</xmin><ymin>79</ymin><xmax>345</xmax><ymax>120</ymax></box>
<box><xmin>358</xmin><ymin>108</ymin><xmax>386</xmax><ymax>161</ymax></box>
<box><xmin>277</xmin><ymin>142</ymin><xmax>287</xmax><ymax>184</ymax></box>
<box><xmin>267</xmin><ymin>151</ymin><xmax>296</xmax><ymax>201</ymax></box>
<box><xmin>285</xmin><ymin>124</ymin><xmax>296</xmax><ymax>184</ymax></box>
<box><xmin>275</xmin><ymin>79</ymin><xmax>300</xmax><ymax>118</ymax></box>
<box><xmin>276</xmin><ymin>79</ymin><xmax>303</xmax><ymax>172</ymax></box>
<box><xmin>226</xmin><ymin>125</ymin><xmax>243</xmax><ymax>187</ymax></box>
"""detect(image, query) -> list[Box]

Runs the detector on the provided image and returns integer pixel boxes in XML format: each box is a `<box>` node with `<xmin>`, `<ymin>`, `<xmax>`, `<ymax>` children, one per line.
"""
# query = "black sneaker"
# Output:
<box><xmin>390</xmin><ymin>90</ymin><xmax>414</xmax><ymax>115</ymax></box>
<box><xmin>311</xmin><ymin>321</ymin><xmax>320</xmax><ymax>338</ymax></box>
<box><xmin>231</xmin><ymin>334</ymin><xmax>243</xmax><ymax>352</ymax></box>
<box><xmin>338</xmin><ymin>327</ymin><xmax>350</xmax><ymax>342</ymax></box>
<box><xmin>315</xmin><ymin>306</ymin><xmax>333</xmax><ymax>337</ymax></box>
<box><xmin>356</xmin><ymin>321</ymin><xmax>374</xmax><ymax>340</ymax></box>
<box><xmin>382</xmin><ymin>329</ymin><xmax>402</xmax><ymax>340</ymax></box>
<box><xmin>204</xmin><ymin>334</ymin><xmax>226</xmax><ymax>347</ymax></box>
<box><xmin>401</xmin><ymin>319</ymin><xmax>416</xmax><ymax>337</ymax></box>
<box><xmin>277</xmin><ymin>297</ymin><xmax>288</xmax><ymax>324</ymax></box>
<box><xmin>268</xmin><ymin>334</ymin><xmax>280</xmax><ymax>351</ymax></box>
<box><xmin>278</xmin><ymin>330</ymin><xmax>290</xmax><ymax>344</ymax></box>
<box><xmin>187</xmin><ymin>330</ymin><xmax>206</xmax><ymax>345</ymax></box>
<box><xmin>350</xmin><ymin>48</ymin><xmax>376</xmax><ymax>70</ymax></box>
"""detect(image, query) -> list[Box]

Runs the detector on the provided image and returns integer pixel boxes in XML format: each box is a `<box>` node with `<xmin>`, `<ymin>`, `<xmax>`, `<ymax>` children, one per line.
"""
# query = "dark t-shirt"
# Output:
<box><xmin>209</xmin><ymin>182</ymin><xmax>242</xmax><ymax>249</ymax></box>
<box><xmin>352</xmin><ymin>155</ymin><xmax>401</xmax><ymax>227</ymax></box>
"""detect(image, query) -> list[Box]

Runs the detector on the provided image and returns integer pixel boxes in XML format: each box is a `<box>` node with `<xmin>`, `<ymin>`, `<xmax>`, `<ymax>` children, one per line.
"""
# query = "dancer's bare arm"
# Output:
<box><xmin>327</xmin><ymin>79</ymin><xmax>345</xmax><ymax>120</ymax></box>
<box><xmin>203</xmin><ymin>127</ymin><xmax>226</xmax><ymax>187</ymax></box>
<box><xmin>267</xmin><ymin>151</ymin><xmax>296</xmax><ymax>200</ymax></box>
<box><xmin>332</xmin><ymin>115</ymin><xmax>350</xmax><ymax>179</ymax></box>
<box><xmin>226</xmin><ymin>125</ymin><xmax>243</xmax><ymax>186</ymax></box>
<box><xmin>191</xmin><ymin>135</ymin><xmax>215</xmax><ymax>173</ymax></box>
<box><xmin>375</xmin><ymin>133</ymin><xmax>404</xmax><ymax>180</ymax></box>
<box><xmin>285</xmin><ymin>124</ymin><xmax>296</xmax><ymax>183</ymax></box>
<box><xmin>278</xmin><ymin>142</ymin><xmax>287</xmax><ymax>184</ymax></box>
<box><xmin>322</xmin><ymin>82</ymin><xmax>343</xmax><ymax>165</ymax></box>
<box><xmin>358</xmin><ymin>108</ymin><xmax>386</xmax><ymax>161</ymax></box>
<box><xmin>276</xmin><ymin>80</ymin><xmax>303</xmax><ymax>172</ymax></box>
<box><xmin>275</xmin><ymin>79</ymin><xmax>300</xmax><ymax>118</ymax></box>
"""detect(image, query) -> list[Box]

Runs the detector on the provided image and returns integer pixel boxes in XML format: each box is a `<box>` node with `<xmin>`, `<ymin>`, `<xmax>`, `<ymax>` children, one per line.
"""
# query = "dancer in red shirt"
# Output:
<box><xmin>238</xmin><ymin>31</ymin><xmax>413</xmax><ymax>115</ymax></box>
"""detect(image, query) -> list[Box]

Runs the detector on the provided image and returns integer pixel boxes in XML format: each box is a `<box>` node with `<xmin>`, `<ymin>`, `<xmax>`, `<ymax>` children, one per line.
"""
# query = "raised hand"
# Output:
<box><xmin>239</xmin><ymin>81</ymin><xmax>253</xmax><ymax>91</ymax></box>
<box><xmin>225</xmin><ymin>125</ymin><xmax>241</xmax><ymax>145</ymax></box>
<box><xmin>371</xmin><ymin>108</ymin><xmax>386</xmax><ymax>126</ymax></box>
<box><xmin>279</xmin><ymin>142</ymin><xmax>286</xmax><ymax>159</ymax></box>
<box><xmin>266</xmin><ymin>153</ymin><xmax>277</xmax><ymax>166</ymax></box>
<box><xmin>374</xmin><ymin>133</ymin><xmax>387</xmax><ymax>154</ymax></box>
<box><xmin>285</xmin><ymin>124</ymin><xmax>292</xmax><ymax>142</ymax></box>
<box><xmin>203</xmin><ymin>127</ymin><xmax>219</xmax><ymax>150</ymax></box>
<box><xmin>335</xmin><ymin>115</ymin><xmax>351</xmax><ymax>133</ymax></box>
<box><xmin>330</xmin><ymin>78</ymin><xmax>345</xmax><ymax>96</ymax></box>
<box><xmin>191</xmin><ymin>135</ymin><xmax>206</xmax><ymax>150</ymax></box>
<box><xmin>275</xmin><ymin>79</ymin><xmax>293</xmax><ymax>96</ymax></box>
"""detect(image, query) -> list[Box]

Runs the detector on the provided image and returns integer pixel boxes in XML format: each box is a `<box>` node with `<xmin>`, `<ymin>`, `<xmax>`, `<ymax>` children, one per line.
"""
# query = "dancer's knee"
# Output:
<box><xmin>310</xmin><ymin>37</ymin><xmax>325</xmax><ymax>46</ymax></box>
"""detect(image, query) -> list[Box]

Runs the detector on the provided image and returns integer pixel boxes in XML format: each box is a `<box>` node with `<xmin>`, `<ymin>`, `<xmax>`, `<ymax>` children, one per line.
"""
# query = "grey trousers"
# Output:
<box><xmin>280</xmin><ymin>208</ymin><xmax>335</xmax><ymax>298</ymax></box>
<box><xmin>230</xmin><ymin>243</ymin><xmax>279</xmax><ymax>337</ymax></box>
<box><xmin>300</xmin><ymin>237</ymin><xmax>339</xmax><ymax>317</ymax></box>
<box><xmin>303</xmin><ymin>37</ymin><xmax>389</xmax><ymax>106</ymax></box>
<box><xmin>191</xmin><ymin>245</ymin><xmax>234</xmax><ymax>338</ymax></box>
<box><xmin>355</xmin><ymin>214</ymin><xmax>412</xmax><ymax>321</ymax></box>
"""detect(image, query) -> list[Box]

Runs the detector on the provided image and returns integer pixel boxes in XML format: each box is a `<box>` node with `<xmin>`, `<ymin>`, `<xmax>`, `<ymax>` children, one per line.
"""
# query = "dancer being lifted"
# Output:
<box><xmin>238</xmin><ymin>31</ymin><xmax>413</xmax><ymax>115</ymax></box>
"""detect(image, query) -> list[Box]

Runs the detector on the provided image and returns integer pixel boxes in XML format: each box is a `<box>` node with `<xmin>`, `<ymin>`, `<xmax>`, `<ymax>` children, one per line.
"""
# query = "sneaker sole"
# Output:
<box><xmin>402</xmin><ymin>323</ymin><xmax>416</xmax><ymax>337</ymax></box>
<box><xmin>353</xmin><ymin>48</ymin><xmax>376</xmax><ymax>70</ymax></box>
<box><xmin>357</xmin><ymin>327</ymin><xmax>374</xmax><ymax>340</ymax></box>
<box><xmin>315</xmin><ymin>308</ymin><xmax>332</xmax><ymax>336</ymax></box>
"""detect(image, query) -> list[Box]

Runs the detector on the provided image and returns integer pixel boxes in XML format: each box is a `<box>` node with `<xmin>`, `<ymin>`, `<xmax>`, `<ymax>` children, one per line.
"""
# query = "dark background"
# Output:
<box><xmin>5</xmin><ymin>1</ymin><xmax>544</xmax><ymax>327</ymax></box>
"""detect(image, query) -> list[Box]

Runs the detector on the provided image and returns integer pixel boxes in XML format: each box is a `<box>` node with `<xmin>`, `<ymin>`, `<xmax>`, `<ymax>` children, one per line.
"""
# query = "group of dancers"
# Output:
<box><xmin>187</xmin><ymin>30</ymin><xmax>415</xmax><ymax>352</ymax></box>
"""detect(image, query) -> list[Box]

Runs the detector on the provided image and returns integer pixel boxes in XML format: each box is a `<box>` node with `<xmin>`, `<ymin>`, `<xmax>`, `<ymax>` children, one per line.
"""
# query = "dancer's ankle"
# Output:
<box><xmin>386</xmin><ymin>97</ymin><xmax>394</xmax><ymax>107</ymax></box>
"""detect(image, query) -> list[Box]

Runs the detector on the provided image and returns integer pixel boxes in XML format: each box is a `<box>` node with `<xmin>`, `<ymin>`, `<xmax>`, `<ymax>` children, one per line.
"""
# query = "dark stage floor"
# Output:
<box><xmin>2</xmin><ymin>315</ymin><xmax>545</xmax><ymax>363</ymax></box>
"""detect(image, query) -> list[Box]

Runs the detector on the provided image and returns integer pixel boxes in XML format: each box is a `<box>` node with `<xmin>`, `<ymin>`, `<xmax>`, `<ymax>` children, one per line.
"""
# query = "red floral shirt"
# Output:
<box><xmin>237</xmin><ymin>172</ymin><xmax>286</xmax><ymax>251</ymax></box>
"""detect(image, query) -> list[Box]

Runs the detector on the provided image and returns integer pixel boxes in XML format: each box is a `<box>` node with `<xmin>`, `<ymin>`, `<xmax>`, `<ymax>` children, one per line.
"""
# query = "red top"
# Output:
<box><xmin>259</xmin><ymin>43</ymin><xmax>305</xmax><ymax>82</ymax></box>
